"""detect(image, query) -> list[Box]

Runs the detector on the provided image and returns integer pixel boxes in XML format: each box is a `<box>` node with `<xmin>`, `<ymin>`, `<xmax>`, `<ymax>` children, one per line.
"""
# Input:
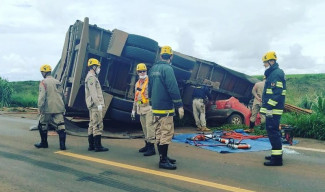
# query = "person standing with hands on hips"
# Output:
<box><xmin>149</xmin><ymin>46</ymin><xmax>184</xmax><ymax>170</ymax></box>
<box><xmin>85</xmin><ymin>58</ymin><xmax>108</xmax><ymax>152</ymax></box>
<box><xmin>260</xmin><ymin>51</ymin><xmax>286</xmax><ymax>166</ymax></box>
<box><xmin>131</xmin><ymin>63</ymin><xmax>156</xmax><ymax>156</ymax></box>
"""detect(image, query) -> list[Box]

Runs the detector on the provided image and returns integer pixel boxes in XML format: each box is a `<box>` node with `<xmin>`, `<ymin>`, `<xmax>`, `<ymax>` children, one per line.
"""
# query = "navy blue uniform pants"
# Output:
<box><xmin>266</xmin><ymin>115</ymin><xmax>282</xmax><ymax>150</ymax></box>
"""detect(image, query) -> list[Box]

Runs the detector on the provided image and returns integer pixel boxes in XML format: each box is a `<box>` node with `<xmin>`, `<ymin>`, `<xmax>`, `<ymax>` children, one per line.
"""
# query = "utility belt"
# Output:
<box><xmin>137</xmin><ymin>101</ymin><xmax>149</xmax><ymax>106</ymax></box>
<box><xmin>193</xmin><ymin>98</ymin><xmax>204</xmax><ymax>102</ymax></box>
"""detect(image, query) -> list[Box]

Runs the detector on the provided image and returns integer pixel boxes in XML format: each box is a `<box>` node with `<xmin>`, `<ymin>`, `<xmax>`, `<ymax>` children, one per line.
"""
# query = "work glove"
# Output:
<box><xmin>131</xmin><ymin>110</ymin><xmax>136</xmax><ymax>121</ymax></box>
<box><xmin>178</xmin><ymin>107</ymin><xmax>184</xmax><ymax>119</ymax></box>
<box><xmin>97</xmin><ymin>105</ymin><xmax>103</xmax><ymax>112</ymax></box>
<box><xmin>266</xmin><ymin>110</ymin><xmax>273</xmax><ymax>118</ymax></box>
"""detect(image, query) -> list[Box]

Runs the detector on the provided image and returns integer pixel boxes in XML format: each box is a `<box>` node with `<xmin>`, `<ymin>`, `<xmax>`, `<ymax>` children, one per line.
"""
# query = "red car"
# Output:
<box><xmin>206</xmin><ymin>97</ymin><xmax>261</xmax><ymax>126</ymax></box>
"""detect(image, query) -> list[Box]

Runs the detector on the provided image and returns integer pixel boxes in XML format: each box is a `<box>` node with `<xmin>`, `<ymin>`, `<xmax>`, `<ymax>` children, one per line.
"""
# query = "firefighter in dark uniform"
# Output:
<box><xmin>148</xmin><ymin>45</ymin><xmax>184</xmax><ymax>170</ymax></box>
<box><xmin>192</xmin><ymin>83</ymin><xmax>212</xmax><ymax>131</ymax></box>
<box><xmin>260</xmin><ymin>51</ymin><xmax>286</xmax><ymax>166</ymax></box>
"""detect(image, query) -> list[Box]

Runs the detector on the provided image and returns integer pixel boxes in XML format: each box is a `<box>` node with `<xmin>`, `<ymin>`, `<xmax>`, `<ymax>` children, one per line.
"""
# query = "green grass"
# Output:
<box><xmin>281</xmin><ymin>112</ymin><xmax>325</xmax><ymax>140</ymax></box>
<box><xmin>7</xmin><ymin>81</ymin><xmax>39</xmax><ymax>108</ymax></box>
<box><xmin>253</xmin><ymin>73</ymin><xmax>325</xmax><ymax>106</ymax></box>
<box><xmin>0</xmin><ymin>77</ymin><xmax>13</xmax><ymax>107</ymax></box>
<box><xmin>10</xmin><ymin>93</ymin><xmax>38</xmax><ymax>108</ymax></box>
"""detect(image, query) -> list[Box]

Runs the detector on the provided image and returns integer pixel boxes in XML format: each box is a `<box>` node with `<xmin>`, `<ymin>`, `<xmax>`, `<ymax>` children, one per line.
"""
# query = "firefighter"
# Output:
<box><xmin>85</xmin><ymin>58</ymin><xmax>108</xmax><ymax>152</ymax></box>
<box><xmin>192</xmin><ymin>82</ymin><xmax>212</xmax><ymax>131</ymax></box>
<box><xmin>148</xmin><ymin>46</ymin><xmax>184</xmax><ymax>170</ymax></box>
<box><xmin>131</xmin><ymin>63</ymin><xmax>156</xmax><ymax>156</ymax></box>
<box><xmin>260</xmin><ymin>51</ymin><xmax>286</xmax><ymax>166</ymax></box>
<box><xmin>35</xmin><ymin>64</ymin><xmax>66</xmax><ymax>150</ymax></box>
<box><xmin>249</xmin><ymin>76</ymin><xmax>266</xmax><ymax>132</ymax></box>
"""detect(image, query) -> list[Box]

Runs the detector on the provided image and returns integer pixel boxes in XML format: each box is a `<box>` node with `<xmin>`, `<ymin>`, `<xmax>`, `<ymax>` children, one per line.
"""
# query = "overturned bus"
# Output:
<box><xmin>52</xmin><ymin>17</ymin><xmax>259</xmax><ymax>125</ymax></box>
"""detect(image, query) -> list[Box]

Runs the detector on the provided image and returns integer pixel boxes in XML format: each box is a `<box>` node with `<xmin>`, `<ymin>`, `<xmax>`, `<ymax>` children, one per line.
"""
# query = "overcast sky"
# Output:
<box><xmin>1</xmin><ymin>0</ymin><xmax>324</xmax><ymax>82</ymax></box>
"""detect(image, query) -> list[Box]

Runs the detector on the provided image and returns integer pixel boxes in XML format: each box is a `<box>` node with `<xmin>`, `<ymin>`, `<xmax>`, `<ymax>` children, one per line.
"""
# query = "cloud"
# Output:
<box><xmin>0</xmin><ymin>0</ymin><xmax>325</xmax><ymax>81</ymax></box>
<box><xmin>0</xmin><ymin>53</ymin><xmax>41</xmax><ymax>81</ymax></box>
<box><xmin>282</xmin><ymin>44</ymin><xmax>317</xmax><ymax>71</ymax></box>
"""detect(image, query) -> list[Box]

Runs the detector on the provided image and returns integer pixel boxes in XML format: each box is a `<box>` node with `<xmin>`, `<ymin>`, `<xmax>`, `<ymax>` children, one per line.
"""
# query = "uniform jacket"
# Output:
<box><xmin>148</xmin><ymin>60</ymin><xmax>183</xmax><ymax>116</ymax></box>
<box><xmin>38</xmin><ymin>76</ymin><xmax>65</xmax><ymax>114</ymax></box>
<box><xmin>192</xmin><ymin>85</ymin><xmax>211</xmax><ymax>100</ymax></box>
<box><xmin>260</xmin><ymin>63</ymin><xmax>286</xmax><ymax>116</ymax></box>
<box><xmin>252</xmin><ymin>80</ymin><xmax>265</xmax><ymax>106</ymax></box>
<box><xmin>132</xmin><ymin>76</ymin><xmax>151</xmax><ymax>115</ymax></box>
<box><xmin>85</xmin><ymin>71</ymin><xmax>105</xmax><ymax>109</ymax></box>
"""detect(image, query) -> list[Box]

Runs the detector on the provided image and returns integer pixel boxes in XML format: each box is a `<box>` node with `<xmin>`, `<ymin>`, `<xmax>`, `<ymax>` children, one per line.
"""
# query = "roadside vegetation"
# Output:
<box><xmin>0</xmin><ymin>80</ymin><xmax>38</xmax><ymax>109</ymax></box>
<box><xmin>0</xmin><ymin>77</ymin><xmax>13</xmax><ymax>107</ymax></box>
<box><xmin>9</xmin><ymin>81</ymin><xmax>39</xmax><ymax>108</ymax></box>
<box><xmin>221</xmin><ymin>73</ymin><xmax>325</xmax><ymax>140</ymax></box>
<box><xmin>1</xmin><ymin>74</ymin><xmax>325</xmax><ymax>140</ymax></box>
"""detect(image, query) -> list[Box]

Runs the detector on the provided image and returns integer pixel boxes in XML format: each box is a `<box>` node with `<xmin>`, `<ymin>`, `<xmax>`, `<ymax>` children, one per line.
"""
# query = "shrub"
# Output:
<box><xmin>312</xmin><ymin>93</ymin><xmax>325</xmax><ymax>115</ymax></box>
<box><xmin>281</xmin><ymin>112</ymin><xmax>325</xmax><ymax>140</ymax></box>
<box><xmin>10</xmin><ymin>93</ymin><xmax>38</xmax><ymax>108</ymax></box>
<box><xmin>0</xmin><ymin>77</ymin><xmax>13</xmax><ymax>107</ymax></box>
<box><xmin>9</xmin><ymin>80</ymin><xmax>39</xmax><ymax>108</ymax></box>
<box><xmin>299</xmin><ymin>95</ymin><xmax>313</xmax><ymax>109</ymax></box>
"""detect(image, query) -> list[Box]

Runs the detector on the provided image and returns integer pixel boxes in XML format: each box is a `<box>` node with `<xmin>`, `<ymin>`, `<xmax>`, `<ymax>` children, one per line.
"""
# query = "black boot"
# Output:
<box><xmin>157</xmin><ymin>144</ymin><xmax>176</xmax><ymax>164</ymax></box>
<box><xmin>265</xmin><ymin>155</ymin><xmax>271</xmax><ymax>160</ymax></box>
<box><xmin>88</xmin><ymin>134</ymin><xmax>95</xmax><ymax>151</ymax></box>
<box><xmin>34</xmin><ymin>129</ymin><xmax>48</xmax><ymax>148</ymax></box>
<box><xmin>159</xmin><ymin>144</ymin><xmax>177</xmax><ymax>170</ymax></box>
<box><xmin>144</xmin><ymin>142</ymin><xmax>156</xmax><ymax>156</ymax></box>
<box><xmin>139</xmin><ymin>141</ymin><xmax>148</xmax><ymax>153</ymax></box>
<box><xmin>167</xmin><ymin>157</ymin><xmax>176</xmax><ymax>164</ymax></box>
<box><xmin>94</xmin><ymin>135</ymin><xmax>109</xmax><ymax>152</ymax></box>
<box><xmin>248</xmin><ymin>121</ymin><xmax>255</xmax><ymax>132</ymax></box>
<box><xmin>264</xmin><ymin>155</ymin><xmax>283</xmax><ymax>166</ymax></box>
<box><xmin>249</xmin><ymin>121</ymin><xmax>255</xmax><ymax>129</ymax></box>
<box><xmin>58</xmin><ymin>130</ymin><xmax>66</xmax><ymax>150</ymax></box>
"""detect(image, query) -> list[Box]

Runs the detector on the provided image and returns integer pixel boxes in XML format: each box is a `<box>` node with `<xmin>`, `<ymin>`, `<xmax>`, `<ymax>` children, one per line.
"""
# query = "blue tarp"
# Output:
<box><xmin>172</xmin><ymin>129</ymin><xmax>297</xmax><ymax>153</ymax></box>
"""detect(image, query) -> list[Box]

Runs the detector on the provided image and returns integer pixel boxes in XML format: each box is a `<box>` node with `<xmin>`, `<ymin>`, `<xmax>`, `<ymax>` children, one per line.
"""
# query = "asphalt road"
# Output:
<box><xmin>0</xmin><ymin>114</ymin><xmax>325</xmax><ymax>192</ymax></box>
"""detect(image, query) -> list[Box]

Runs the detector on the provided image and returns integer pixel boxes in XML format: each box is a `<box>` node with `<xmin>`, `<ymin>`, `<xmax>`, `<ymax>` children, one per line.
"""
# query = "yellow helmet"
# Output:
<box><xmin>40</xmin><ymin>64</ymin><xmax>52</xmax><ymax>72</ymax></box>
<box><xmin>262</xmin><ymin>51</ymin><xmax>277</xmax><ymax>62</ymax></box>
<box><xmin>87</xmin><ymin>58</ymin><xmax>101</xmax><ymax>67</ymax></box>
<box><xmin>136</xmin><ymin>63</ymin><xmax>147</xmax><ymax>71</ymax></box>
<box><xmin>160</xmin><ymin>46</ymin><xmax>173</xmax><ymax>55</ymax></box>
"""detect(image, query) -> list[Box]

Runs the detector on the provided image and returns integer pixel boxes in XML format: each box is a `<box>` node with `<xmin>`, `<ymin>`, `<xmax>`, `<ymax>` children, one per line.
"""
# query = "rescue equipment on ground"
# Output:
<box><xmin>187</xmin><ymin>131</ymin><xmax>254</xmax><ymax>150</ymax></box>
<box><xmin>280</xmin><ymin>124</ymin><xmax>294</xmax><ymax>145</ymax></box>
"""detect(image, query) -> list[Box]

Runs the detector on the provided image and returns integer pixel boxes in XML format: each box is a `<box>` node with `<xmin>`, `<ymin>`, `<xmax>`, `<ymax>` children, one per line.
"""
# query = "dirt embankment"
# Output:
<box><xmin>0</xmin><ymin>107</ymin><xmax>39</xmax><ymax>120</ymax></box>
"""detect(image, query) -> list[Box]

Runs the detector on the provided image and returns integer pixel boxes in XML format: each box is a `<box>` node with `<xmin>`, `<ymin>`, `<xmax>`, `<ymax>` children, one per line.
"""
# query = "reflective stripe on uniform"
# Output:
<box><xmin>260</xmin><ymin>107</ymin><xmax>267</xmax><ymax>113</ymax></box>
<box><xmin>172</xmin><ymin>99</ymin><xmax>183</xmax><ymax>103</ymax></box>
<box><xmin>271</xmin><ymin>149</ymin><xmax>283</xmax><ymax>155</ymax></box>
<box><xmin>282</xmin><ymin>90</ymin><xmax>286</xmax><ymax>95</ymax></box>
<box><xmin>135</xmin><ymin>78</ymin><xmax>149</xmax><ymax>104</ymax></box>
<box><xmin>276</xmin><ymin>81</ymin><xmax>283</xmax><ymax>88</ymax></box>
<box><xmin>266</xmin><ymin>89</ymin><xmax>273</xmax><ymax>94</ymax></box>
<box><xmin>260</xmin><ymin>108</ymin><xmax>283</xmax><ymax>115</ymax></box>
<box><xmin>152</xmin><ymin>109</ymin><xmax>175</xmax><ymax>114</ymax></box>
<box><xmin>267</xmin><ymin>99</ymin><xmax>278</xmax><ymax>106</ymax></box>
<box><xmin>272</xmin><ymin>109</ymin><xmax>283</xmax><ymax>115</ymax></box>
